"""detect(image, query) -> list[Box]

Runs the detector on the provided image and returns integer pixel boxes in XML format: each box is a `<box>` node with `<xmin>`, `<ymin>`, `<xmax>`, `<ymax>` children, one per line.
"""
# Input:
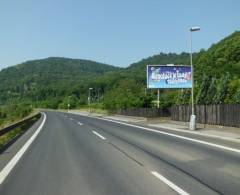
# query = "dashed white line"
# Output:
<box><xmin>0</xmin><ymin>112</ymin><xmax>46</xmax><ymax>184</ymax></box>
<box><xmin>151</xmin><ymin>171</ymin><xmax>189</xmax><ymax>195</ymax></box>
<box><xmin>69</xmin><ymin>118</ymin><xmax>73</xmax><ymax>120</ymax></box>
<box><xmin>92</xmin><ymin>131</ymin><xmax>106</xmax><ymax>140</ymax></box>
<box><xmin>78</xmin><ymin>122</ymin><xmax>83</xmax><ymax>125</ymax></box>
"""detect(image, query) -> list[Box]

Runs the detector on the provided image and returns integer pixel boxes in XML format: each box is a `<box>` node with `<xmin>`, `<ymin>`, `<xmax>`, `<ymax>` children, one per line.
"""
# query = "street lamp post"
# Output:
<box><xmin>189</xmin><ymin>27</ymin><xmax>200</xmax><ymax>130</ymax></box>
<box><xmin>88</xmin><ymin>88</ymin><xmax>93</xmax><ymax>113</ymax></box>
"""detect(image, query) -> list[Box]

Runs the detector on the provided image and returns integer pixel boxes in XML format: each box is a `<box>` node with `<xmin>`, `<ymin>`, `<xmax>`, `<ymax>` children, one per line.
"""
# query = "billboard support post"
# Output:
<box><xmin>157</xmin><ymin>89</ymin><xmax>160</xmax><ymax>108</ymax></box>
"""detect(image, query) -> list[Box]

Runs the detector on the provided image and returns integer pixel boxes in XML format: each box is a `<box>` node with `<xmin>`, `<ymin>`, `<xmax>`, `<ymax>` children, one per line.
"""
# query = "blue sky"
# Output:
<box><xmin>0</xmin><ymin>0</ymin><xmax>239</xmax><ymax>69</ymax></box>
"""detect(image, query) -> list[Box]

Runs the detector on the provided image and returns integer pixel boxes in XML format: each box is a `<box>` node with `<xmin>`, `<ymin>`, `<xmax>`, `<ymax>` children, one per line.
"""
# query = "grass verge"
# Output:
<box><xmin>0</xmin><ymin>113</ymin><xmax>41</xmax><ymax>151</ymax></box>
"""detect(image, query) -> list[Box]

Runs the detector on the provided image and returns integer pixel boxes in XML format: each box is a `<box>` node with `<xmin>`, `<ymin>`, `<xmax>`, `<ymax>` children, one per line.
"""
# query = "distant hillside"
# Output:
<box><xmin>0</xmin><ymin>57</ymin><xmax>119</xmax><ymax>106</ymax></box>
<box><xmin>0</xmin><ymin>31</ymin><xmax>239</xmax><ymax>109</ymax></box>
<box><xmin>101</xmin><ymin>31</ymin><xmax>240</xmax><ymax>109</ymax></box>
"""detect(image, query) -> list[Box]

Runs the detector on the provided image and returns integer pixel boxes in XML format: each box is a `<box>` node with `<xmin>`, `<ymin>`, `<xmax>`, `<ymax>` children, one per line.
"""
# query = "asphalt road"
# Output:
<box><xmin>0</xmin><ymin>111</ymin><xmax>240</xmax><ymax>195</ymax></box>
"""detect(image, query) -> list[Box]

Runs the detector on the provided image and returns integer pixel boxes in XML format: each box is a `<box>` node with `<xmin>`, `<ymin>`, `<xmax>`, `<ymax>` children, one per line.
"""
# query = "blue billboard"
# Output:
<box><xmin>147</xmin><ymin>65</ymin><xmax>192</xmax><ymax>89</ymax></box>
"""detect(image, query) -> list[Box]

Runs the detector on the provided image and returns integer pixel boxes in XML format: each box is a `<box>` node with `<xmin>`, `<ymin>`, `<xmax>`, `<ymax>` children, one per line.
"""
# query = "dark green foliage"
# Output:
<box><xmin>159</xmin><ymin>91</ymin><xmax>178</xmax><ymax>108</ymax></box>
<box><xmin>195</xmin><ymin>31</ymin><xmax>240</xmax><ymax>79</ymax></box>
<box><xmin>58</xmin><ymin>95</ymin><xmax>79</xmax><ymax>109</ymax></box>
<box><xmin>233</xmin><ymin>88</ymin><xmax>240</xmax><ymax>103</ymax></box>
<box><xmin>176</xmin><ymin>89</ymin><xmax>191</xmax><ymax>105</ymax></box>
<box><xmin>225</xmin><ymin>79</ymin><xmax>240</xmax><ymax>103</ymax></box>
<box><xmin>205</xmin><ymin>78</ymin><xmax>217</xmax><ymax>104</ymax></box>
<box><xmin>0</xmin><ymin>103</ymin><xmax>33</xmax><ymax>127</ymax></box>
<box><xmin>103</xmin><ymin>79</ymin><xmax>150</xmax><ymax>110</ymax></box>
<box><xmin>213</xmin><ymin>73</ymin><xmax>231</xmax><ymax>104</ymax></box>
<box><xmin>0</xmin><ymin>111</ymin><xmax>7</xmax><ymax>119</ymax></box>
<box><xmin>196</xmin><ymin>75</ymin><xmax>211</xmax><ymax>104</ymax></box>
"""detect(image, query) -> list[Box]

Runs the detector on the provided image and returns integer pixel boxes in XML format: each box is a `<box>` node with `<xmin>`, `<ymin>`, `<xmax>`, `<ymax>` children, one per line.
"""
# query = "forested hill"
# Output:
<box><xmin>195</xmin><ymin>31</ymin><xmax>240</xmax><ymax>79</ymax></box>
<box><xmin>0</xmin><ymin>57</ymin><xmax>118</xmax><ymax>80</ymax></box>
<box><xmin>101</xmin><ymin>31</ymin><xmax>240</xmax><ymax>109</ymax></box>
<box><xmin>0</xmin><ymin>57</ymin><xmax>119</xmax><ymax>106</ymax></box>
<box><xmin>126</xmin><ymin>31</ymin><xmax>240</xmax><ymax>80</ymax></box>
<box><xmin>0</xmin><ymin>31</ymin><xmax>239</xmax><ymax>109</ymax></box>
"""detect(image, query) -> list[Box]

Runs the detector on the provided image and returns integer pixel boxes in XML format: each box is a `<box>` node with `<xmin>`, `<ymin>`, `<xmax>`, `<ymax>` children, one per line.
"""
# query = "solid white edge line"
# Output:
<box><xmin>97</xmin><ymin>117</ymin><xmax>240</xmax><ymax>154</ymax></box>
<box><xmin>61</xmin><ymin>111</ymin><xmax>240</xmax><ymax>143</ymax></box>
<box><xmin>71</xmin><ymin>112</ymin><xmax>240</xmax><ymax>154</ymax></box>
<box><xmin>0</xmin><ymin>112</ymin><xmax>46</xmax><ymax>185</ymax></box>
<box><xmin>151</xmin><ymin>171</ymin><xmax>189</xmax><ymax>195</ymax></box>
<box><xmin>92</xmin><ymin>131</ymin><xmax>106</xmax><ymax>140</ymax></box>
<box><xmin>148</xmin><ymin>124</ymin><xmax>240</xmax><ymax>143</ymax></box>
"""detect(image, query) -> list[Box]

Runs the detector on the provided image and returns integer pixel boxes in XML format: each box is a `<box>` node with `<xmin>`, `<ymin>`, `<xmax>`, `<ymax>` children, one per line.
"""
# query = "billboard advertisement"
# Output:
<box><xmin>147</xmin><ymin>65</ymin><xmax>192</xmax><ymax>89</ymax></box>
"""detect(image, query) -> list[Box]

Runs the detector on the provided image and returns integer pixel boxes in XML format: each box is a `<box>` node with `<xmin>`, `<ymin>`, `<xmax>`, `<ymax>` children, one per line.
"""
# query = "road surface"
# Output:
<box><xmin>0</xmin><ymin>111</ymin><xmax>240</xmax><ymax>195</ymax></box>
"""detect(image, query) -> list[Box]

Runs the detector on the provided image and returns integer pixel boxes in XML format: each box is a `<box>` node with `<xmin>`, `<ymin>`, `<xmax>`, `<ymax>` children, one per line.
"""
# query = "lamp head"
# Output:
<box><xmin>190</xmin><ymin>27</ymin><xmax>200</xmax><ymax>32</ymax></box>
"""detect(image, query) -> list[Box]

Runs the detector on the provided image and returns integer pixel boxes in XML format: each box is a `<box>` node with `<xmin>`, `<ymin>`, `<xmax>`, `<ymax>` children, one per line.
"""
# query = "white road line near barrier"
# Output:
<box><xmin>72</xmin><ymin>113</ymin><xmax>240</xmax><ymax>154</ymax></box>
<box><xmin>0</xmin><ymin>112</ymin><xmax>46</xmax><ymax>185</ymax></box>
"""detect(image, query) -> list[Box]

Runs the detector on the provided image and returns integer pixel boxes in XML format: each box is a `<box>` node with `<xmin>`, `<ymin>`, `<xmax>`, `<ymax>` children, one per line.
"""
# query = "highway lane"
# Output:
<box><xmin>0</xmin><ymin>111</ymin><xmax>239</xmax><ymax>195</ymax></box>
<box><xmin>65</xmin><ymin>112</ymin><xmax>240</xmax><ymax>194</ymax></box>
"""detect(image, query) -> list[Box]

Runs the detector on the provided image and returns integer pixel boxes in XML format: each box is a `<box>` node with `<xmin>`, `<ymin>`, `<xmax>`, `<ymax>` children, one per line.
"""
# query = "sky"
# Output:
<box><xmin>0</xmin><ymin>0</ymin><xmax>239</xmax><ymax>69</ymax></box>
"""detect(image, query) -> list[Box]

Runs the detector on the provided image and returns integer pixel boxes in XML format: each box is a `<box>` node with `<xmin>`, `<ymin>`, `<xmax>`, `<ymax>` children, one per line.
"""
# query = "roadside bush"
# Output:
<box><xmin>0</xmin><ymin>111</ymin><xmax>7</xmax><ymax>119</ymax></box>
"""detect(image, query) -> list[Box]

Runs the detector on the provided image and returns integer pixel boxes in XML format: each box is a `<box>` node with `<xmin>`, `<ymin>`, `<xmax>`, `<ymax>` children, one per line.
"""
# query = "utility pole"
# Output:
<box><xmin>189</xmin><ymin>26</ymin><xmax>200</xmax><ymax>130</ymax></box>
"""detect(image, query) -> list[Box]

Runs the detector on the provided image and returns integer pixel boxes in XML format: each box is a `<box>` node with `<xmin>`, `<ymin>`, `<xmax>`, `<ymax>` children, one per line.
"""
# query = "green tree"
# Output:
<box><xmin>213</xmin><ymin>73</ymin><xmax>231</xmax><ymax>104</ymax></box>
<box><xmin>205</xmin><ymin>77</ymin><xmax>217</xmax><ymax>104</ymax></box>
<box><xmin>176</xmin><ymin>89</ymin><xmax>191</xmax><ymax>105</ymax></box>
<box><xmin>196</xmin><ymin>75</ymin><xmax>211</xmax><ymax>104</ymax></box>
<box><xmin>233</xmin><ymin>87</ymin><xmax>240</xmax><ymax>103</ymax></box>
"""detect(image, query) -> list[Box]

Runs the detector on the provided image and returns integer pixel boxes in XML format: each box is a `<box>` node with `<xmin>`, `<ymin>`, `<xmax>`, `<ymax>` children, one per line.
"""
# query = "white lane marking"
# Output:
<box><xmin>92</xmin><ymin>131</ymin><xmax>106</xmax><ymax>140</ymax></box>
<box><xmin>0</xmin><ymin>112</ymin><xmax>47</xmax><ymax>185</ymax></box>
<box><xmin>72</xmin><ymin>113</ymin><xmax>240</xmax><ymax>154</ymax></box>
<box><xmin>78</xmin><ymin>122</ymin><xmax>83</xmax><ymax>125</ymax></box>
<box><xmin>151</xmin><ymin>171</ymin><xmax>189</xmax><ymax>195</ymax></box>
<box><xmin>69</xmin><ymin>118</ymin><xmax>73</xmax><ymax>120</ymax></box>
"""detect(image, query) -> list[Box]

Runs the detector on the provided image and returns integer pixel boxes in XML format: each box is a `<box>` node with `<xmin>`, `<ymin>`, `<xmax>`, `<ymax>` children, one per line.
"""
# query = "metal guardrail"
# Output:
<box><xmin>0</xmin><ymin>113</ymin><xmax>41</xmax><ymax>137</ymax></box>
